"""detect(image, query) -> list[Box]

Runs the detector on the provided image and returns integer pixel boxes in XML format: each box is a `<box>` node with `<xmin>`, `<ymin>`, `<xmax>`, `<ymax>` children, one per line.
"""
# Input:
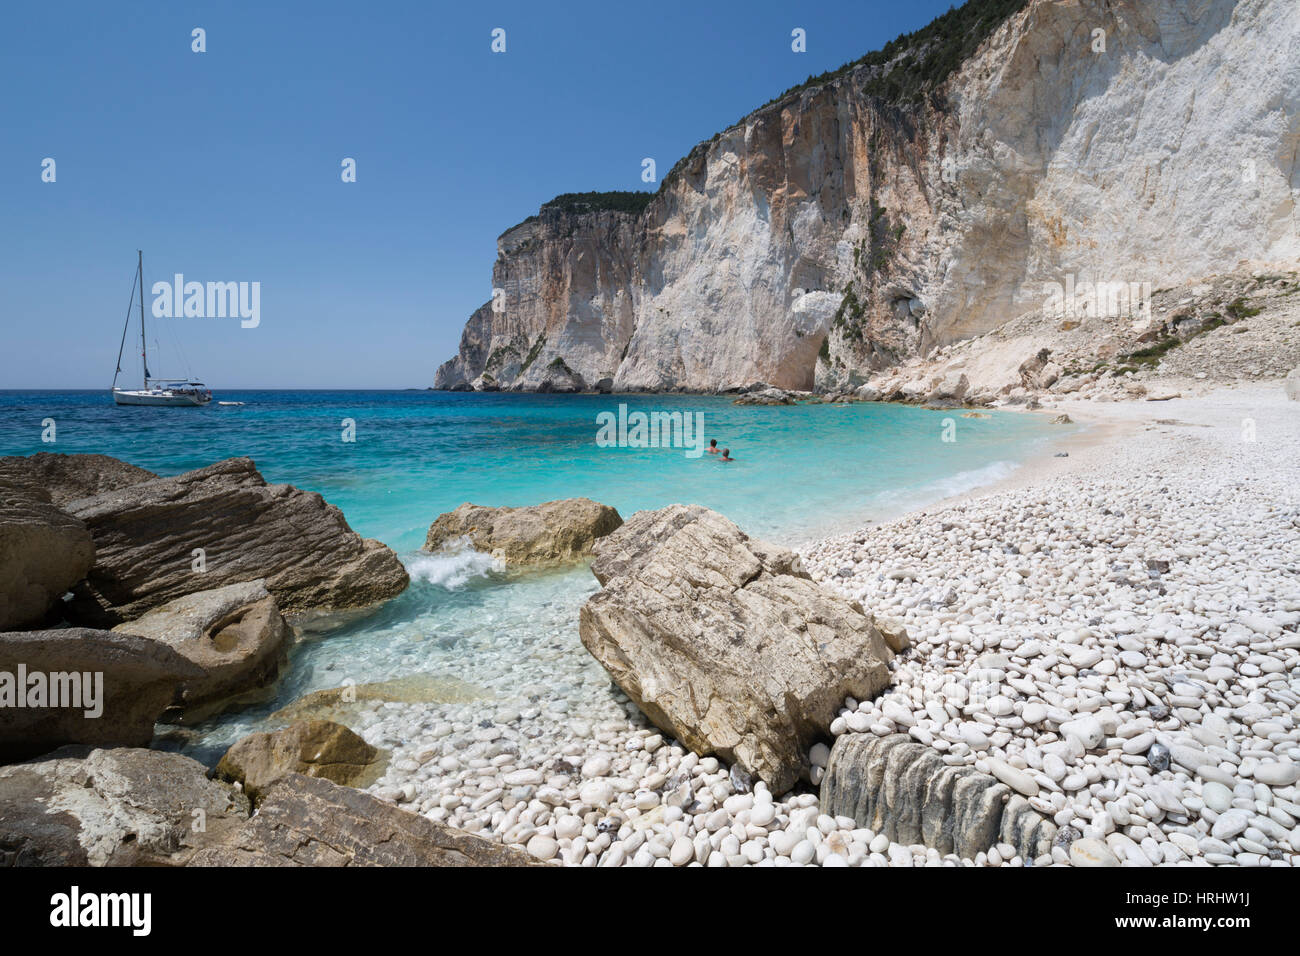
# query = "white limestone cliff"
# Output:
<box><xmin>435</xmin><ymin>0</ymin><xmax>1300</xmax><ymax>393</ymax></box>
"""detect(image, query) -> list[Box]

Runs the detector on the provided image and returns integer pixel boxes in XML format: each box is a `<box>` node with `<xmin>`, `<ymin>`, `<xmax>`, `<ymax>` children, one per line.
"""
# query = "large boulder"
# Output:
<box><xmin>819</xmin><ymin>733</ymin><xmax>1057</xmax><ymax>861</ymax></box>
<box><xmin>187</xmin><ymin>772</ymin><xmax>541</xmax><ymax>866</ymax></box>
<box><xmin>0</xmin><ymin>628</ymin><xmax>204</xmax><ymax>762</ymax></box>
<box><xmin>0</xmin><ymin>481</ymin><xmax>94</xmax><ymax>629</ymax></box>
<box><xmin>579</xmin><ymin>505</ymin><xmax>894</xmax><ymax>794</ymax></box>
<box><xmin>111</xmin><ymin>580</ymin><xmax>290</xmax><ymax>722</ymax></box>
<box><xmin>424</xmin><ymin>498</ymin><xmax>623</xmax><ymax>568</ymax></box>
<box><xmin>215</xmin><ymin>720</ymin><xmax>385</xmax><ymax>803</ymax></box>
<box><xmin>0</xmin><ymin>453</ymin><xmax>155</xmax><ymax>506</ymax></box>
<box><xmin>62</xmin><ymin>457</ymin><xmax>409</xmax><ymax>626</ymax></box>
<box><xmin>927</xmin><ymin>371</ymin><xmax>969</xmax><ymax>403</ymax></box>
<box><xmin>0</xmin><ymin>746</ymin><xmax>249</xmax><ymax>866</ymax></box>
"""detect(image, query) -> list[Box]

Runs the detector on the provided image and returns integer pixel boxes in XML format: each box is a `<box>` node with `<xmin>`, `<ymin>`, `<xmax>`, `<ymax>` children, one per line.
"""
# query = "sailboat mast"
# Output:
<box><xmin>138</xmin><ymin>250</ymin><xmax>147</xmax><ymax>388</ymax></box>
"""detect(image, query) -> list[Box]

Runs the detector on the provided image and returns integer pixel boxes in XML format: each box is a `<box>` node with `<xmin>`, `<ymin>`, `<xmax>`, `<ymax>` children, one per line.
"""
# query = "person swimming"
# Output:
<box><xmin>707</xmin><ymin>439</ymin><xmax>719</xmax><ymax>455</ymax></box>
<box><xmin>719</xmin><ymin>448</ymin><xmax>735</xmax><ymax>462</ymax></box>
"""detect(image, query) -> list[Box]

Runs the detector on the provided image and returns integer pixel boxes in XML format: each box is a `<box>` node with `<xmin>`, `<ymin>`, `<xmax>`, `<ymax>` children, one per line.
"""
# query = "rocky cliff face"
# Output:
<box><xmin>435</xmin><ymin>208</ymin><xmax>641</xmax><ymax>392</ymax></box>
<box><xmin>436</xmin><ymin>0</ymin><xmax>1300</xmax><ymax>393</ymax></box>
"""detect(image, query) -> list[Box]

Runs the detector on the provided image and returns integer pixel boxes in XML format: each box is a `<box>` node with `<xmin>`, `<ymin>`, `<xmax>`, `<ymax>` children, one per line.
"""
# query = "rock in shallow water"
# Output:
<box><xmin>62</xmin><ymin>457</ymin><xmax>408</xmax><ymax>626</ymax></box>
<box><xmin>424</xmin><ymin>498</ymin><xmax>623</xmax><ymax>569</ymax></box>
<box><xmin>0</xmin><ymin>628</ymin><xmax>203</xmax><ymax>762</ymax></box>
<box><xmin>215</xmin><ymin>720</ymin><xmax>386</xmax><ymax>803</ymax></box>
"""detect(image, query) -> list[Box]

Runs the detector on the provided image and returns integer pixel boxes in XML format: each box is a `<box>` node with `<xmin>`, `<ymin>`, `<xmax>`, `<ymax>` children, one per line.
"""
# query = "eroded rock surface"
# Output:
<box><xmin>820</xmin><ymin>733</ymin><xmax>1057</xmax><ymax>861</ymax></box>
<box><xmin>579</xmin><ymin>504</ymin><xmax>893</xmax><ymax>794</ymax></box>
<box><xmin>0</xmin><ymin>481</ymin><xmax>94</xmax><ymax>629</ymax></box>
<box><xmin>0</xmin><ymin>746</ymin><xmax>248</xmax><ymax>866</ymax></box>
<box><xmin>187</xmin><ymin>773</ymin><xmax>541</xmax><ymax>866</ymax></box>
<box><xmin>64</xmin><ymin>457</ymin><xmax>408</xmax><ymax>625</ymax></box>
<box><xmin>436</xmin><ymin>1</ymin><xmax>1300</xmax><ymax>394</ymax></box>
<box><xmin>0</xmin><ymin>453</ymin><xmax>155</xmax><ymax>506</ymax></box>
<box><xmin>112</xmin><ymin>580</ymin><xmax>290</xmax><ymax>721</ymax></box>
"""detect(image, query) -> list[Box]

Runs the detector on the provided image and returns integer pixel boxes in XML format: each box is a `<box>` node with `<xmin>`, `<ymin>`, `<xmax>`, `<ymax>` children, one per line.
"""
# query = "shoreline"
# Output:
<box><xmin>798</xmin><ymin>381</ymin><xmax>1299</xmax><ymax>867</ymax></box>
<box><xmin>357</xmin><ymin>381</ymin><xmax>1298</xmax><ymax>866</ymax></box>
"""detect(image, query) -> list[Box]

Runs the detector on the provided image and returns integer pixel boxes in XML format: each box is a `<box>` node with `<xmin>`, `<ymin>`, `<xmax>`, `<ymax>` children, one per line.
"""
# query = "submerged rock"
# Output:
<box><xmin>187</xmin><ymin>772</ymin><xmax>541</xmax><ymax>866</ymax></box>
<box><xmin>0</xmin><ymin>628</ymin><xmax>203</xmax><ymax>762</ymax></box>
<box><xmin>215</xmin><ymin>720</ymin><xmax>385</xmax><ymax>803</ymax></box>
<box><xmin>111</xmin><ymin>580</ymin><xmax>290</xmax><ymax>722</ymax></box>
<box><xmin>271</xmin><ymin>673</ymin><xmax>491</xmax><ymax>725</ymax></box>
<box><xmin>424</xmin><ymin>498</ymin><xmax>623</xmax><ymax>568</ymax></box>
<box><xmin>62</xmin><ymin>456</ymin><xmax>409</xmax><ymax>626</ymax></box>
<box><xmin>579</xmin><ymin>504</ymin><xmax>893</xmax><ymax>795</ymax></box>
<box><xmin>0</xmin><ymin>480</ymin><xmax>94</xmax><ymax>630</ymax></box>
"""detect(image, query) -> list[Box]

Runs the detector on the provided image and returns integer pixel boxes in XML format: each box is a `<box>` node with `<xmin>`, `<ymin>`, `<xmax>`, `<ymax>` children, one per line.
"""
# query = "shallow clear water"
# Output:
<box><xmin>0</xmin><ymin>390</ymin><xmax>1069</xmax><ymax>759</ymax></box>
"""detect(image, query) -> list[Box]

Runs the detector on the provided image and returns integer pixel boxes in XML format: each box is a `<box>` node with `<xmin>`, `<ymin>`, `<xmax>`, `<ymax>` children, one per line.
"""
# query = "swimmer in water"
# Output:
<box><xmin>707</xmin><ymin>439</ymin><xmax>719</xmax><ymax>455</ymax></box>
<box><xmin>719</xmin><ymin>448</ymin><xmax>735</xmax><ymax>462</ymax></box>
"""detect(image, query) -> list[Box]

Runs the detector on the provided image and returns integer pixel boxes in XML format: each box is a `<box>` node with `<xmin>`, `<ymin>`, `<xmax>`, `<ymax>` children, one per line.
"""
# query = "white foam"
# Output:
<box><xmin>871</xmin><ymin>459</ymin><xmax>1022</xmax><ymax>521</ymax></box>
<box><xmin>405</xmin><ymin>537</ymin><xmax>504</xmax><ymax>590</ymax></box>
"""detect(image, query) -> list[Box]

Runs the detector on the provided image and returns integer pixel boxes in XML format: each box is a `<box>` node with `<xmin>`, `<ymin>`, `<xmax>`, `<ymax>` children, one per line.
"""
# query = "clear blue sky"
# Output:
<box><xmin>1</xmin><ymin>0</ymin><xmax>958</xmax><ymax>388</ymax></box>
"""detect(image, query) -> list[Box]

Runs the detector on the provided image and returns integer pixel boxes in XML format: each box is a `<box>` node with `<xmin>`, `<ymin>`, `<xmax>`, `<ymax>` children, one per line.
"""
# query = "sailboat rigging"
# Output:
<box><xmin>111</xmin><ymin>251</ymin><xmax>212</xmax><ymax>407</ymax></box>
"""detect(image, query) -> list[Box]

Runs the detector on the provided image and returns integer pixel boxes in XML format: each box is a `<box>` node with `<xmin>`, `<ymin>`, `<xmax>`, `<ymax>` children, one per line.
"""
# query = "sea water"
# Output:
<box><xmin>0</xmin><ymin>390</ymin><xmax>1070</xmax><ymax>760</ymax></box>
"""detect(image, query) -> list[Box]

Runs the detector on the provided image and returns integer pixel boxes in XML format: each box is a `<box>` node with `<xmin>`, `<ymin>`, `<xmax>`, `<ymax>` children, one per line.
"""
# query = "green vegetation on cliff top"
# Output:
<box><xmin>767</xmin><ymin>0</ymin><xmax>1029</xmax><ymax>111</ymax></box>
<box><xmin>502</xmin><ymin>191</ymin><xmax>655</xmax><ymax>236</ymax></box>
<box><xmin>661</xmin><ymin>0</ymin><xmax>1030</xmax><ymax>189</ymax></box>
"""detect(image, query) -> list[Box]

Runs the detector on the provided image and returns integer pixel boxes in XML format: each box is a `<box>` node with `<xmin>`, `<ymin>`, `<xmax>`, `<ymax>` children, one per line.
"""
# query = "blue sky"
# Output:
<box><xmin>1</xmin><ymin>0</ymin><xmax>959</xmax><ymax>388</ymax></box>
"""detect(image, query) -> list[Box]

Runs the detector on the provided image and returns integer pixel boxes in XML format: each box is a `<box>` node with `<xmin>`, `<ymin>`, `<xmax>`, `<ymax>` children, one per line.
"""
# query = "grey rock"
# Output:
<box><xmin>819</xmin><ymin>733</ymin><xmax>1057</xmax><ymax>861</ymax></box>
<box><xmin>0</xmin><ymin>746</ymin><xmax>248</xmax><ymax>866</ymax></box>
<box><xmin>1147</xmin><ymin>741</ymin><xmax>1171</xmax><ymax>772</ymax></box>
<box><xmin>187</xmin><ymin>772</ymin><xmax>541</xmax><ymax>866</ymax></box>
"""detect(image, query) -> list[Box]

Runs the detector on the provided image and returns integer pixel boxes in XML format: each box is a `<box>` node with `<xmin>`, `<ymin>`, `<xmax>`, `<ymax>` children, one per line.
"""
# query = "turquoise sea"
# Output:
<box><xmin>0</xmin><ymin>390</ymin><xmax>1070</xmax><ymax>759</ymax></box>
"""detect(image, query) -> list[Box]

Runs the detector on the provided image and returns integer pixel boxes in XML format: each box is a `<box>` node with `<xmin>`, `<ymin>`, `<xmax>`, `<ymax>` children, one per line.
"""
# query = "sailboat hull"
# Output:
<box><xmin>112</xmin><ymin>389</ymin><xmax>211</xmax><ymax>407</ymax></box>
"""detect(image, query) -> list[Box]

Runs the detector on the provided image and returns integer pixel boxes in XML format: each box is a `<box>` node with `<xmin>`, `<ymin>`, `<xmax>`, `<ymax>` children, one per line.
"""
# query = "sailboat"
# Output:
<box><xmin>111</xmin><ymin>250</ymin><xmax>213</xmax><ymax>407</ymax></box>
